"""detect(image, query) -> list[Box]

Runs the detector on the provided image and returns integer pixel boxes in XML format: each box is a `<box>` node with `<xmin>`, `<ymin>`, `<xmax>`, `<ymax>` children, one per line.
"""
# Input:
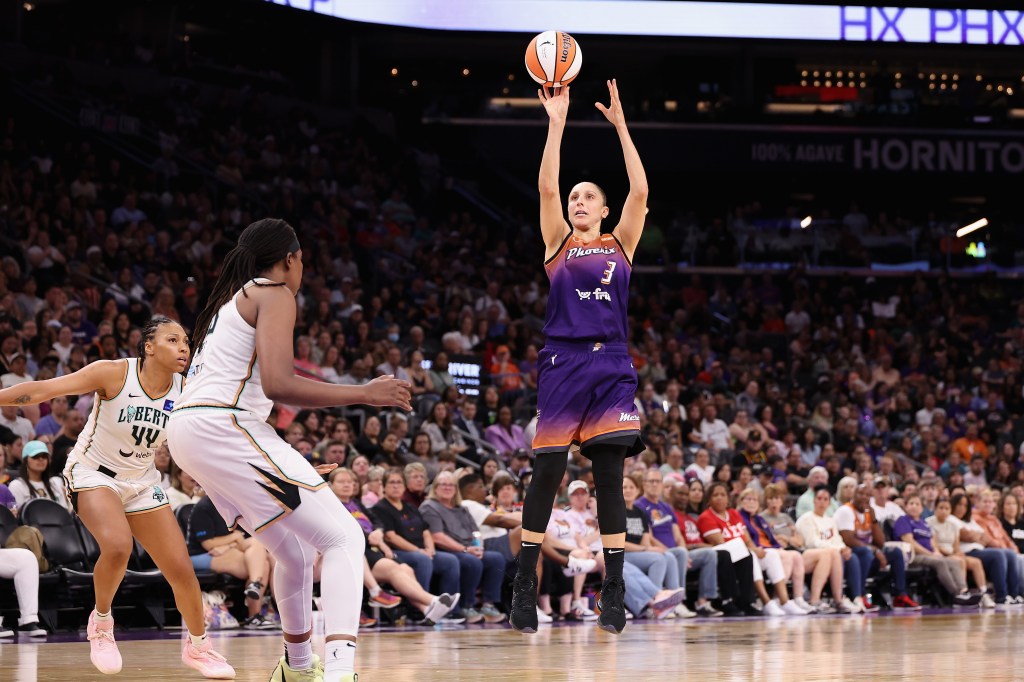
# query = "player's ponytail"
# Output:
<box><xmin>137</xmin><ymin>315</ymin><xmax>176</xmax><ymax>368</ymax></box>
<box><xmin>190</xmin><ymin>218</ymin><xmax>299</xmax><ymax>356</ymax></box>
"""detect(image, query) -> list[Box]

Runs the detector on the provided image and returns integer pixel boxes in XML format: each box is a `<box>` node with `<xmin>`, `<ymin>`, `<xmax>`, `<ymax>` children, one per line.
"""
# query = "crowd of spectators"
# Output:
<box><xmin>2</xmin><ymin>48</ymin><xmax>1024</xmax><ymax>632</ymax></box>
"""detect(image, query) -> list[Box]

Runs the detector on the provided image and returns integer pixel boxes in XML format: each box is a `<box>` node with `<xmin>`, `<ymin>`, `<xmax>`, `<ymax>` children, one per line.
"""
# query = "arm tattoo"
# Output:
<box><xmin>13</xmin><ymin>394</ymin><xmax>31</xmax><ymax>405</ymax></box>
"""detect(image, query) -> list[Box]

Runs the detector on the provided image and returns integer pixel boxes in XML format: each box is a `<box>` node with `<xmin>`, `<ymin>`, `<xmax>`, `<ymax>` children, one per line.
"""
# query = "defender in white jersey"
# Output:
<box><xmin>0</xmin><ymin>317</ymin><xmax>234</xmax><ymax>679</ymax></box>
<box><xmin>167</xmin><ymin>218</ymin><xmax>410</xmax><ymax>682</ymax></box>
<box><xmin>65</xmin><ymin>356</ymin><xmax>181</xmax><ymax>513</ymax></box>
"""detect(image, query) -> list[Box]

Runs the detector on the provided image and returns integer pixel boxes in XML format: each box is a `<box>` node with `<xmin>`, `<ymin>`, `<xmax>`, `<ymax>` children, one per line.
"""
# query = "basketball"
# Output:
<box><xmin>525</xmin><ymin>30</ymin><xmax>582</xmax><ymax>88</ymax></box>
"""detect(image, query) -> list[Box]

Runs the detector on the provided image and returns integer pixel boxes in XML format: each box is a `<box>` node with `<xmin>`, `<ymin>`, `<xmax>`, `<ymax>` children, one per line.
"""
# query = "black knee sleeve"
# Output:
<box><xmin>585</xmin><ymin>444</ymin><xmax>628</xmax><ymax>536</ymax></box>
<box><xmin>521</xmin><ymin>451</ymin><xmax>568</xmax><ymax>534</ymax></box>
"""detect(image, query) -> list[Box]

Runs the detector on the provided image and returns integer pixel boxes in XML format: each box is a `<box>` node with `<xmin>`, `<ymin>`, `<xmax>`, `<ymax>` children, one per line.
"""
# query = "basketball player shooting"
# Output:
<box><xmin>510</xmin><ymin>79</ymin><xmax>648</xmax><ymax>635</ymax></box>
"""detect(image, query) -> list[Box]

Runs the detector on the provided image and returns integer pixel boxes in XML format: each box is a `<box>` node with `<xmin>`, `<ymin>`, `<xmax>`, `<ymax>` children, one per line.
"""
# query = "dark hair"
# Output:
<box><xmin>458</xmin><ymin>473</ymin><xmax>483</xmax><ymax>493</ymax></box>
<box><xmin>191</xmin><ymin>218</ymin><xmax>299</xmax><ymax>357</ymax></box>
<box><xmin>18</xmin><ymin>447</ymin><xmax>59</xmax><ymax>503</ymax></box>
<box><xmin>137</xmin><ymin>315</ymin><xmax>178</xmax><ymax>368</ymax></box>
<box><xmin>813</xmin><ymin>483</ymin><xmax>831</xmax><ymax>497</ymax></box>
<box><xmin>479</xmin><ymin>456</ymin><xmax>500</xmax><ymax>478</ymax></box>
<box><xmin>686</xmin><ymin>478</ymin><xmax>705</xmax><ymax>515</ymax></box>
<box><xmin>702</xmin><ymin>481</ymin><xmax>730</xmax><ymax>512</ymax></box>
<box><xmin>294</xmin><ymin>409</ymin><xmax>321</xmax><ymax>435</ymax></box>
<box><xmin>430</xmin><ymin>400</ymin><xmax>453</xmax><ymax>431</ymax></box>
<box><xmin>950</xmin><ymin>493</ymin><xmax>972</xmax><ymax>519</ymax></box>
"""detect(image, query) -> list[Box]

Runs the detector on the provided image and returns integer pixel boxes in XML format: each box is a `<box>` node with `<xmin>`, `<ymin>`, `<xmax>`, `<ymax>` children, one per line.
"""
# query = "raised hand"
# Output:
<box><xmin>538</xmin><ymin>84</ymin><xmax>570</xmax><ymax>124</ymax></box>
<box><xmin>365</xmin><ymin>375</ymin><xmax>413</xmax><ymax>411</ymax></box>
<box><xmin>595</xmin><ymin>78</ymin><xmax>626</xmax><ymax>128</ymax></box>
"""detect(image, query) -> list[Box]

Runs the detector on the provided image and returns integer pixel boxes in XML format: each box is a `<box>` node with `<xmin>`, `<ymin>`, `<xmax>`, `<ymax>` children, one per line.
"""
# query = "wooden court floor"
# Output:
<box><xmin>4</xmin><ymin>611</ymin><xmax>1024</xmax><ymax>682</ymax></box>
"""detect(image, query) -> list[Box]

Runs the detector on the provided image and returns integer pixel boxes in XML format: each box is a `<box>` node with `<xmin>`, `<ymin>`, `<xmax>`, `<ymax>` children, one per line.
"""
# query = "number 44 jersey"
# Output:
<box><xmin>68</xmin><ymin>357</ymin><xmax>181</xmax><ymax>474</ymax></box>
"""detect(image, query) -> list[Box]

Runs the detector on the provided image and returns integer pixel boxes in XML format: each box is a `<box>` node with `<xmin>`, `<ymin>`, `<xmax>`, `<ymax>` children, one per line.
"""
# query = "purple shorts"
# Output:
<box><xmin>532</xmin><ymin>340</ymin><xmax>644</xmax><ymax>456</ymax></box>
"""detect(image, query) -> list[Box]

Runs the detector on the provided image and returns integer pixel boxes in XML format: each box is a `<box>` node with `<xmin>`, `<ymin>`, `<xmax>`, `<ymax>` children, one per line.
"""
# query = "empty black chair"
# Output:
<box><xmin>132</xmin><ymin>539</ymin><xmax>157</xmax><ymax>571</ymax></box>
<box><xmin>20</xmin><ymin>499</ymin><xmax>89</xmax><ymax>573</ymax></box>
<box><xmin>0</xmin><ymin>505</ymin><xmax>18</xmax><ymax>545</ymax></box>
<box><xmin>74</xmin><ymin>516</ymin><xmax>101</xmax><ymax>567</ymax></box>
<box><xmin>0</xmin><ymin>505</ymin><xmax>22</xmax><ymax>613</ymax></box>
<box><xmin>71</xmin><ymin>511</ymin><xmax>166</xmax><ymax>626</ymax></box>
<box><xmin>176</xmin><ymin>503</ymin><xmax>195</xmax><ymax>539</ymax></box>
<box><xmin>19</xmin><ymin>498</ymin><xmax>89</xmax><ymax>629</ymax></box>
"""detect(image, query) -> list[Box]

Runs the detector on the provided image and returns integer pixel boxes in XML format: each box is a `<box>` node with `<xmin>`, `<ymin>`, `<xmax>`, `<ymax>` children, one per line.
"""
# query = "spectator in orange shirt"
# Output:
<box><xmin>973</xmin><ymin>489</ymin><xmax>1024</xmax><ymax>582</ymax></box>
<box><xmin>951</xmin><ymin>422</ymin><xmax>989</xmax><ymax>462</ymax></box>
<box><xmin>970</xmin><ymin>485</ymin><xmax>1019</xmax><ymax>602</ymax></box>
<box><xmin>489</xmin><ymin>345</ymin><xmax>523</xmax><ymax>397</ymax></box>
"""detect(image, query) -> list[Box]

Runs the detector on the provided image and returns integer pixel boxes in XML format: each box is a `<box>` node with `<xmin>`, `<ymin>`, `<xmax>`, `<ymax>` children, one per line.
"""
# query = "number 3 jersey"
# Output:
<box><xmin>68</xmin><ymin>358</ymin><xmax>181</xmax><ymax>474</ymax></box>
<box><xmin>542</xmin><ymin>232</ymin><xmax>631</xmax><ymax>344</ymax></box>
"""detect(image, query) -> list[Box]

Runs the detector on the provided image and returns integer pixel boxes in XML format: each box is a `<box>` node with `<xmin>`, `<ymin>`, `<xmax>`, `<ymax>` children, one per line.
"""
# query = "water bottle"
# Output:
<box><xmin>471</xmin><ymin>531</ymin><xmax>482</xmax><ymax>549</ymax></box>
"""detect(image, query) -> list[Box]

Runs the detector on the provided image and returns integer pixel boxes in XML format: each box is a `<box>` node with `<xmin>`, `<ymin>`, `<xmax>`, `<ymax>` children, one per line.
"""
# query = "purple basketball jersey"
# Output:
<box><xmin>542</xmin><ymin>232</ymin><xmax>631</xmax><ymax>343</ymax></box>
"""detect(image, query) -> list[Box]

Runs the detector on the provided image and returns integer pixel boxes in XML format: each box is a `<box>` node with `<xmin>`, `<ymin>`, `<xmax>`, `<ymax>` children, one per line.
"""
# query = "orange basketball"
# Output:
<box><xmin>525</xmin><ymin>30</ymin><xmax>582</xmax><ymax>88</ymax></box>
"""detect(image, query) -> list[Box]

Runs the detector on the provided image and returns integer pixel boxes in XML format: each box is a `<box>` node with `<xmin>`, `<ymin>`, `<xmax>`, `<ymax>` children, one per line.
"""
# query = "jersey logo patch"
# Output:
<box><xmin>128</xmin><ymin>393</ymin><xmax>141</xmax><ymax>398</ymax></box>
<box><xmin>152</xmin><ymin>486</ymin><xmax>166</xmax><ymax>503</ymax></box>
<box><xmin>249</xmin><ymin>463</ymin><xmax>303</xmax><ymax>512</ymax></box>
<box><xmin>618</xmin><ymin>412</ymin><xmax>640</xmax><ymax>423</ymax></box>
<box><xmin>163</xmin><ymin>399</ymin><xmax>175</xmax><ymax>412</ymax></box>
<box><xmin>576</xmin><ymin>288</ymin><xmax>611</xmax><ymax>302</ymax></box>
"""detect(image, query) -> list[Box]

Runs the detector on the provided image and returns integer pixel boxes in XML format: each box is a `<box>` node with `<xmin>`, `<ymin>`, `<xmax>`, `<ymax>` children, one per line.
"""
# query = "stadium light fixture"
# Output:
<box><xmin>956</xmin><ymin>218</ymin><xmax>988</xmax><ymax>238</ymax></box>
<box><xmin>800</xmin><ymin>216</ymin><xmax>813</xmax><ymax>229</ymax></box>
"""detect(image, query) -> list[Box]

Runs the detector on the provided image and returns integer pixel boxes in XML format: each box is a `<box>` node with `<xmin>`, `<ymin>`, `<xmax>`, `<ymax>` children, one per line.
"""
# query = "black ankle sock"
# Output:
<box><xmin>603</xmin><ymin>547</ymin><xmax>625</xmax><ymax>580</ymax></box>
<box><xmin>518</xmin><ymin>542</ymin><xmax>542</xmax><ymax>576</ymax></box>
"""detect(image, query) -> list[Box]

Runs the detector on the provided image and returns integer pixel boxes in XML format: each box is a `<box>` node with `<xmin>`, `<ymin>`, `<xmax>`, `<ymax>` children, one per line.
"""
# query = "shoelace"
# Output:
<box><xmin>191</xmin><ymin>645</ymin><xmax>228</xmax><ymax>664</ymax></box>
<box><xmin>601</xmin><ymin>578</ymin><xmax>625</xmax><ymax>606</ymax></box>
<box><xmin>89</xmin><ymin>628</ymin><xmax>116</xmax><ymax>646</ymax></box>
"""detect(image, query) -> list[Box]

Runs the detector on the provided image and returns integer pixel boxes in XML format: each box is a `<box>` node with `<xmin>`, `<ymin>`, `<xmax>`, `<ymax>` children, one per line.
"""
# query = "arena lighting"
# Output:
<box><xmin>956</xmin><ymin>217</ymin><xmax>988</xmax><ymax>238</ymax></box>
<box><xmin>487</xmin><ymin>97</ymin><xmax>546</xmax><ymax>108</ymax></box>
<box><xmin>765</xmin><ymin>103</ymin><xmax>844</xmax><ymax>113</ymax></box>
<box><xmin>800</xmin><ymin>216</ymin><xmax>813</xmax><ymax>229</ymax></box>
<box><xmin>266</xmin><ymin>1</ymin><xmax>1024</xmax><ymax>46</ymax></box>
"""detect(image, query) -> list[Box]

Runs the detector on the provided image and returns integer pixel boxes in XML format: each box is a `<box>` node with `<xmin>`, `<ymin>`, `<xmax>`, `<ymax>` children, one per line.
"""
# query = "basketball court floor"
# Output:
<box><xmin>5</xmin><ymin>608</ymin><xmax>1021</xmax><ymax>681</ymax></box>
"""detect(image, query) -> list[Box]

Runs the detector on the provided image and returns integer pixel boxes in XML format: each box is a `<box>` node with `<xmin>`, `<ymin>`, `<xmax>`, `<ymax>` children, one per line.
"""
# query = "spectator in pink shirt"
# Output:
<box><xmin>484</xmin><ymin>406</ymin><xmax>528</xmax><ymax>461</ymax></box>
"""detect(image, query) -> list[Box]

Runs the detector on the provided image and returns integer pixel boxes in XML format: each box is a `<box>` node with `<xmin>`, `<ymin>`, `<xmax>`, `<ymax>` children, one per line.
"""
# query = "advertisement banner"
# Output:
<box><xmin>444</xmin><ymin>120</ymin><xmax>1024</xmax><ymax>174</ymax></box>
<box><xmin>266</xmin><ymin>0</ymin><xmax>1024</xmax><ymax>46</ymax></box>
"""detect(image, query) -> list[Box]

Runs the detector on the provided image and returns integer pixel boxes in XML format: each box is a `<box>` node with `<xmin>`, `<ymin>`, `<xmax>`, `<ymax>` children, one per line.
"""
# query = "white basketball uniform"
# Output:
<box><xmin>167</xmin><ymin>278</ymin><xmax>326</xmax><ymax>533</ymax></box>
<box><xmin>62</xmin><ymin>358</ymin><xmax>178</xmax><ymax>515</ymax></box>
